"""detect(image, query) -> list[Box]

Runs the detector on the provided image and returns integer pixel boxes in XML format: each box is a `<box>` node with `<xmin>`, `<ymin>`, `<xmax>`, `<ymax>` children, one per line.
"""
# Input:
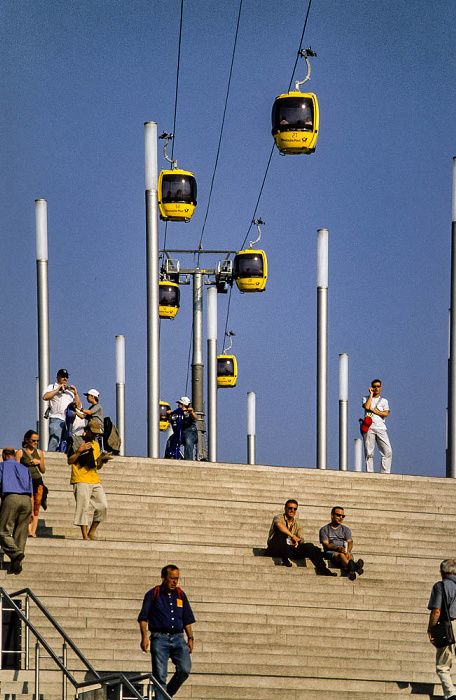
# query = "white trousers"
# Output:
<box><xmin>436</xmin><ymin>623</ymin><xmax>456</xmax><ymax>698</ymax></box>
<box><xmin>73</xmin><ymin>482</ymin><xmax>108</xmax><ymax>526</ymax></box>
<box><xmin>363</xmin><ymin>426</ymin><xmax>392</xmax><ymax>473</ymax></box>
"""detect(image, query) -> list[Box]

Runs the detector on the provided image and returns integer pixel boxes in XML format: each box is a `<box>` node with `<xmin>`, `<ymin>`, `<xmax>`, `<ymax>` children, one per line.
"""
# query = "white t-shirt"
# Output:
<box><xmin>43</xmin><ymin>383</ymin><xmax>75</xmax><ymax>420</ymax></box>
<box><xmin>362</xmin><ymin>396</ymin><xmax>389</xmax><ymax>429</ymax></box>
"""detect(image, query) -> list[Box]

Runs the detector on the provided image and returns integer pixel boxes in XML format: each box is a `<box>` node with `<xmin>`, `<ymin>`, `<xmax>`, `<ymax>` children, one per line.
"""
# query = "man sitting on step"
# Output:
<box><xmin>319</xmin><ymin>506</ymin><xmax>364</xmax><ymax>580</ymax></box>
<box><xmin>266</xmin><ymin>499</ymin><xmax>336</xmax><ymax>575</ymax></box>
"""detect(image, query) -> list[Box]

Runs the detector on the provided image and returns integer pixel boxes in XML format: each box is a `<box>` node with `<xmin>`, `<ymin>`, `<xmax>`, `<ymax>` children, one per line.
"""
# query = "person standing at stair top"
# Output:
<box><xmin>428</xmin><ymin>559</ymin><xmax>456</xmax><ymax>700</ymax></box>
<box><xmin>138</xmin><ymin>565</ymin><xmax>195</xmax><ymax>700</ymax></box>
<box><xmin>266</xmin><ymin>499</ymin><xmax>336</xmax><ymax>575</ymax></box>
<box><xmin>0</xmin><ymin>447</ymin><xmax>33</xmax><ymax>575</ymax></box>
<box><xmin>319</xmin><ymin>506</ymin><xmax>364</xmax><ymax>581</ymax></box>
<box><xmin>362</xmin><ymin>379</ymin><xmax>392</xmax><ymax>473</ymax></box>
<box><xmin>67</xmin><ymin>420</ymin><xmax>109</xmax><ymax>540</ymax></box>
<box><xmin>43</xmin><ymin>368</ymin><xmax>81</xmax><ymax>451</ymax></box>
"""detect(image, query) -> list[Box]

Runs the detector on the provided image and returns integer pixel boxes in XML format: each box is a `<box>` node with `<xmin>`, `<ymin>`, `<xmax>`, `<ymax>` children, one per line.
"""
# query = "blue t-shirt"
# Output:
<box><xmin>138</xmin><ymin>584</ymin><xmax>195</xmax><ymax>633</ymax></box>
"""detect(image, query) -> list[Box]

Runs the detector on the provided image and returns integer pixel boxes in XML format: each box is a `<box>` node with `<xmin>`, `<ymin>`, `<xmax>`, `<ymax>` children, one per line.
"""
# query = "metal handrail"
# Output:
<box><xmin>2</xmin><ymin>587</ymin><xmax>100</xmax><ymax>681</ymax></box>
<box><xmin>0</xmin><ymin>587</ymin><xmax>173</xmax><ymax>700</ymax></box>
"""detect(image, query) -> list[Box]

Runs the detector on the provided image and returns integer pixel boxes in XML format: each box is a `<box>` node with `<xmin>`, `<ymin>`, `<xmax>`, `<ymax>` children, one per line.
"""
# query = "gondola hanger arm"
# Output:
<box><xmin>295</xmin><ymin>47</ymin><xmax>317</xmax><ymax>92</ymax></box>
<box><xmin>159</xmin><ymin>131</ymin><xmax>178</xmax><ymax>169</ymax></box>
<box><xmin>249</xmin><ymin>219</ymin><xmax>264</xmax><ymax>249</ymax></box>
<box><xmin>223</xmin><ymin>331</ymin><xmax>235</xmax><ymax>354</ymax></box>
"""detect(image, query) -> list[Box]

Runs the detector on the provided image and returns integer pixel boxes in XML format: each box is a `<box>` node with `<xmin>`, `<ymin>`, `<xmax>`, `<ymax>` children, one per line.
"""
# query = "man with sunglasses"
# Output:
<box><xmin>362</xmin><ymin>379</ymin><xmax>392</xmax><ymax>473</ymax></box>
<box><xmin>319</xmin><ymin>507</ymin><xmax>364</xmax><ymax>580</ymax></box>
<box><xmin>266</xmin><ymin>499</ymin><xmax>336</xmax><ymax>575</ymax></box>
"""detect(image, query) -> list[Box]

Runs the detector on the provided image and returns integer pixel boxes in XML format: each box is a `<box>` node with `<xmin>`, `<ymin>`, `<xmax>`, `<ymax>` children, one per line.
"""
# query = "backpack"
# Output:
<box><xmin>103</xmin><ymin>416</ymin><xmax>121</xmax><ymax>454</ymax></box>
<box><xmin>152</xmin><ymin>585</ymin><xmax>184</xmax><ymax>603</ymax></box>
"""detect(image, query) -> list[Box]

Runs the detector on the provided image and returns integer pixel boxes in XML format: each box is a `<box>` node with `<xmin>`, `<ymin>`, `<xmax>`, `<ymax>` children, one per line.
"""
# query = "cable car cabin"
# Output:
<box><xmin>159</xmin><ymin>401</ymin><xmax>170</xmax><ymax>431</ymax></box>
<box><xmin>217</xmin><ymin>355</ymin><xmax>238</xmax><ymax>388</ymax></box>
<box><xmin>158</xmin><ymin>169</ymin><xmax>197</xmax><ymax>222</ymax></box>
<box><xmin>159</xmin><ymin>281</ymin><xmax>180</xmax><ymax>319</ymax></box>
<box><xmin>271</xmin><ymin>92</ymin><xmax>319</xmax><ymax>155</ymax></box>
<box><xmin>233</xmin><ymin>250</ymin><xmax>267</xmax><ymax>293</ymax></box>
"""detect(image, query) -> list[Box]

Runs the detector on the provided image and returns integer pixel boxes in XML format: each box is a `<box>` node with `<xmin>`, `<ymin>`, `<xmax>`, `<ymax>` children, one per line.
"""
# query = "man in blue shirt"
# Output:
<box><xmin>138</xmin><ymin>565</ymin><xmax>195</xmax><ymax>700</ymax></box>
<box><xmin>428</xmin><ymin>559</ymin><xmax>456</xmax><ymax>699</ymax></box>
<box><xmin>0</xmin><ymin>447</ymin><xmax>33</xmax><ymax>574</ymax></box>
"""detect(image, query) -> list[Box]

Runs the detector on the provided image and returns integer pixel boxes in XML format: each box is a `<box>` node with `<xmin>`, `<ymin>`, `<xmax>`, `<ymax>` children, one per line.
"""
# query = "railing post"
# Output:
<box><xmin>35</xmin><ymin>642</ymin><xmax>40</xmax><ymax>700</ymax></box>
<box><xmin>25</xmin><ymin>593</ymin><xmax>30</xmax><ymax>669</ymax></box>
<box><xmin>0</xmin><ymin>593</ymin><xmax>3</xmax><ymax>670</ymax></box>
<box><xmin>63</xmin><ymin>641</ymin><xmax>68</xmax><ymax>700</ymax></box>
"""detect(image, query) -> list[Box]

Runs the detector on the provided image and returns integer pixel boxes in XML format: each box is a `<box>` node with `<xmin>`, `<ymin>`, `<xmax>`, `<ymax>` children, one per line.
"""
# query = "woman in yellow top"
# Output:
<box><xmin>15</xmin><ymin>430</ymin><xmax>47</xmax><ymax>537</ymax></box>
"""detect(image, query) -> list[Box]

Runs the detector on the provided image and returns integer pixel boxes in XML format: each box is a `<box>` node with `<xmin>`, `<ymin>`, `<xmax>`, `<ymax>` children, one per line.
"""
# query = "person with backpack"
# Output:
<box><xmin>138</xmin><ymin>565</ymin><xmax>195</xmax><ymax>700</ymax></box>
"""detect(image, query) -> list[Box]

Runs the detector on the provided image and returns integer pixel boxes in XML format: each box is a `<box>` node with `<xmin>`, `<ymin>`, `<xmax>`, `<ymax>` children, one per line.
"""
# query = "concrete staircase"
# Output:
<box><xmin>0</xmin><ymin>453</ymin><xmax>453</xmax><ymax>699</ymax></box>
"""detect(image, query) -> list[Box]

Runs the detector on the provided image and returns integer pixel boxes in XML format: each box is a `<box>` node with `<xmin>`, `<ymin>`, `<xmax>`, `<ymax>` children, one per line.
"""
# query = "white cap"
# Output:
<box><xmin>177</xmin><ymin>396</ymin><xmax>191</xmax><ymax>407</ymax></box>
<box><xmin>84</xmin><ymin>389</ymin><xmax>100</xmax><ymax>398</ymax></box>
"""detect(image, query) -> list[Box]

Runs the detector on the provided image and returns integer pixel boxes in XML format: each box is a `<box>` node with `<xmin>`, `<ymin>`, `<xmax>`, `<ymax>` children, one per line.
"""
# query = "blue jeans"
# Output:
<box><xmin>182</xmin><ymin>428</ymin><xmax>197</xmax><ymax>460</ymax></box>
<box><xmin>150</xmin><ymin>633</ymin><xmax>191</xmax><ymax>700</ymax></box>
<box><xmin>48</xmin><ymin>418</ymin><xmax>65</xmax><ymax>451</ymax></box>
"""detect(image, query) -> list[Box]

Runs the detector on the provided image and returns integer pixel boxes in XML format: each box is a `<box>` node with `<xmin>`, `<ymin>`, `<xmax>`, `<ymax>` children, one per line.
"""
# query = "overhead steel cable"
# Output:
<box><xmin>196</xmin><ymin>0</ymin><xmax>243</xmax><ymax>266</ymax></box>
<box><xmin>163</xmin><ymin>0</ymin><xmax>185</xmax><ymax>253</ymax></box>
<box><xmin>224</xmin><ymin>0</ymin><xmax>314</xmax><ymax>337</ymax></box>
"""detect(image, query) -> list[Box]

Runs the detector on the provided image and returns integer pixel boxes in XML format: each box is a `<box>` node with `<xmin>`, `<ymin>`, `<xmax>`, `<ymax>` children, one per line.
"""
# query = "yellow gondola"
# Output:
<box><xmin>233</xmin><ymin>249</ymin><xmax>267</xmax><ymax>293</ymax></box>
<box><xmin>159</xmin><ymin>401</ymin><xmax>170</xmax><ymax>431</ymax></box>
<box><xmin>271</xmin><ymin>91</ymin><xmax>319</xmax><ymax>154</ymax></box>
<box><xmin>217</xmin><ymin>355</ymin><xmax>238</xmax><ymax>388</ymax></box>
<box><xmin>159</xmin><ymin>281</ymin><xmax>180</xmax><ymax>319</ymax></box>
<box><xmin>158</xmin><ymin>169</ymin><xmax>197</xmax><ymax>222</ymax></box>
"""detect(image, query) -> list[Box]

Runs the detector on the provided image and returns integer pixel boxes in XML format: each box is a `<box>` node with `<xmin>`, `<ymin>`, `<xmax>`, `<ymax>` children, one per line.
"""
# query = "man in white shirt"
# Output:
<box><xmin>362</xmin><ymin>379</ymin><xmax>392</xmax><ymax>473</ymax></box>
<box><xmin>43</xmin><ymin>369</ymin><xmax>80</xmax><ymax>451</ymax></box>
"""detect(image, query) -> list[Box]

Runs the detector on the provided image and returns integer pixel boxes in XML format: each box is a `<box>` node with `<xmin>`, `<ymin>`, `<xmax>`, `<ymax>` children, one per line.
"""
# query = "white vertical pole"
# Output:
<box><xmin>207</xmin><ymin>287</ymin><xmax>218</xmax><ymax>462</ymax></box>
<box><xmin>317</xmin><ymin>228</ymin><xmax>328</xmax><ymax>469</ymax></box>
<box><xmin>247</xmin><ymin>392</ymin><xmax>256</xmax><ymax>465</ymax></box>
<box><xmin>339</xmin><ymin>353</ymin><xmax>348</xmax><ymax>470</ymax></box>
<box><xmin>35</xmin><ymin>199</ymin><xmax>50</xmax><ymax>450</ymax></box>
<box><xmin>145</xmin><ymin>122</ymin><xmax>160</xmax><ymax>458</ymax></box>
<box><xmin>116</xmin><ymin>335</ymin><xmax>126</xmax><ymax>456</ymax></box>
<box><xmin>354</xmin><ymin>438</ymin><xmax>363</xmax><ymax>471</ymax></box>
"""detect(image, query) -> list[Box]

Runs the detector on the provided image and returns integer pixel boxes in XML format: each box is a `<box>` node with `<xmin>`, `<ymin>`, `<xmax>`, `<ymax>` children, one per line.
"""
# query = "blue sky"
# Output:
<box><xmin>1</xmin><ymin>0</ymin><xmax>455</xmax><ymax>476</ymax></box>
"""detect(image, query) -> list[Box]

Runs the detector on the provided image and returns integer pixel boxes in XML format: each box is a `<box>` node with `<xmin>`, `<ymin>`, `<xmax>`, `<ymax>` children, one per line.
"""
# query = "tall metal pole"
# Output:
<box><xmin>35</xmin><ymin>199</ymin><xmax>50</xmax><ymax>450</ymax></box>
<box><xmin>207</xmin><ymin>286</ymin><xmax>217</xmax><ymax>462</ymax></box>
<box><xmin>192</xmin><ymin>269</ymin><xmax>206</xmax><ymax>460</ymax></box>
<box><xmin>339</xmin><ymin>353</ymin><xmax>348</xmax><ymax>470</ymax></box>
<box><xmin>247</xmin><ymin>391</ymin><xmax>256</xmax><ymax>465</ymax></box>
<box><xmin>448</xmin><ymin>157</ymin><xmax>456</xmax><ymax>477</ymax></box>
<box><xmin>354</xmin><ymin>438</ymin><xmax>363</xmax><ymax>471</ymax></box>
<box><xmin>316</xmin><ymin>228</ymin><xmax>328</xmax><ymax>469</ymax></box>
<box><xmin>145</xmin><ymin>122</ymin><xmax>160</xmax><ymax>458</ymax></box>
<box><xmin>116</xmin><ymin>335</ymin><xmax>126</xmax><ymax>456</ymax></box>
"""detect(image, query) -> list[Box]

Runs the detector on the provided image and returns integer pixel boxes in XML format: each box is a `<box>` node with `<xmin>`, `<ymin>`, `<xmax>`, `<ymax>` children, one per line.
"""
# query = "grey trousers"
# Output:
<box><xmin>0</xmin><ymin>493</ymin><xmax>32</xmax><ymax>560</ymax></box>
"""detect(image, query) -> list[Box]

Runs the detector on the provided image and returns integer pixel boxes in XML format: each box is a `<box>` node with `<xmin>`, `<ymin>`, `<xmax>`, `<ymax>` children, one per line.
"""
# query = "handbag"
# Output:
<box><xmin>431</xmin><ymin>581</ymin><xmax>456</xmax><ymax>648</ymax></box>
<box><xmin>359</xmin><ymin>415</ymin><xmax>372</xmax><ymax>434</ymax></box>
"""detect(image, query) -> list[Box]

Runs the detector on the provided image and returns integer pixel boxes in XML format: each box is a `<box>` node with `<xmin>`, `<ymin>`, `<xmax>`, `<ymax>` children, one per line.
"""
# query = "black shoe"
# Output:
<box><xmin>355</xmin><ymin>558</ymin><xmax>364</xmax><ymax>575</ymax></box>
<box><xmin>348</xmin><ymin>559</ymin><xmax>356</xmax><ymax>581</ymax></box>
<box><xmin>10</xmin><ymin>553</ymin><xmax>24</xmax><ymax>575</ymax></box>
<box><xmin>281</xmin><ymin>557</ymin><xmax>292</xmax><ymax>567</ymax></box>
<box><xmin>316</xmin><ymin>568</ymin><xmax>337</xmax><ymax>577</ymax></box>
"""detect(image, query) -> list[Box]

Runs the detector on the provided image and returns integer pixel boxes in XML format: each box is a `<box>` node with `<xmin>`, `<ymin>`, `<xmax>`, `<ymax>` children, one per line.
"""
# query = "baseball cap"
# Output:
<box><xmin>57</xmin><ymin>369</ymin><xmax>69</xmax><ymax>378</ymax></box>
<box><xmin>84</xmin><ymin>389</ymin><xmax>100</xmax><ymax>398</ymax></box>
<box><xmin>86</xmin><ymin>420</ymin><xmax>103</xmax><ymax>434</ymax></box>
<box><xmin>177</xmin><ymin>396</ymin><xmax>191</xmax><ymax>407</ymax></box>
